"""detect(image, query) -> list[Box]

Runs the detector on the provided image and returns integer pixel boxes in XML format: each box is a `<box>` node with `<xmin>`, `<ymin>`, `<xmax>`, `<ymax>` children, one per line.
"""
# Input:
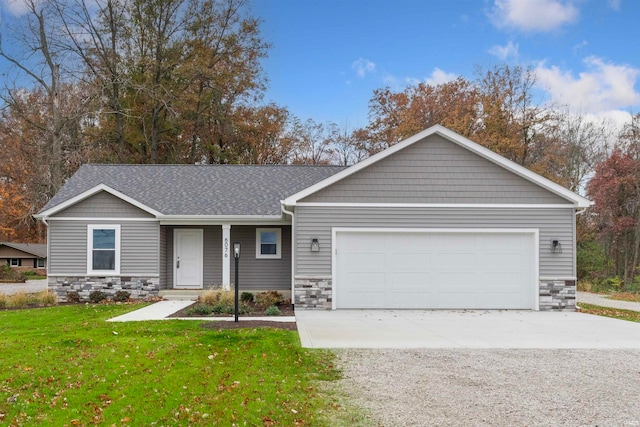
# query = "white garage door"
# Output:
<box><xmin>335</xmin><ymin>230</ymin><xmax>536</xmax><ymax>309</ymax></box>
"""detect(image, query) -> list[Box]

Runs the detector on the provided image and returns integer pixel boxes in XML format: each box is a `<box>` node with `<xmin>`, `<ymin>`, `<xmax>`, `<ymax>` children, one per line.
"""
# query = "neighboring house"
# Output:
<box><xmin>35</xmin><ymin>125</ymin><xmax>591</xmax><ymax>310</ymax></box>
<box><xmin>0</xmin><ymin>242</ymin><xmax>47</xmax><ymax>272</ymax></box>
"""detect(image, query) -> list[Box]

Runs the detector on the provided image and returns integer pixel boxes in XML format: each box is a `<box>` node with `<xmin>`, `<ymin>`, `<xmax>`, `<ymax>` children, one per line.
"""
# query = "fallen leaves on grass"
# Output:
<box><xmin>578</xmin><ymin>303</ymin><xmax>640</xmax><ymax>322</ymax></box>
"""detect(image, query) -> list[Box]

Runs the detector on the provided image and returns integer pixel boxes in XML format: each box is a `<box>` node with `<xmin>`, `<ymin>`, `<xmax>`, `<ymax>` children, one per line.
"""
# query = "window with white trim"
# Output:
<box><xmin>87</xmin><ymin>225</ymin><xmax>120</xmax><ymax>274</ymax></box>
<box><xmin>9</xmin><ymin>258</ymin><xmax>20</xmax><ymax>267</ymax></box>
<box><xmin>37</xmin><ymin>258</ymin><xmax>46</xmax><ymax>268</ymax></box>
<box><xmin>255</xmin><ymin>228</ymin><xmax>281</xmax><ymax>259</ymax></box>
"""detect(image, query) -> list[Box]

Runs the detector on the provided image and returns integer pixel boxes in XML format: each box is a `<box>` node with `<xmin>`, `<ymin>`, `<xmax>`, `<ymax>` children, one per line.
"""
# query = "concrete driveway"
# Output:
<box><xmin>295</xmin><ymin>309</ymin><xmax>640</xmax><ymax>349</ymax></box>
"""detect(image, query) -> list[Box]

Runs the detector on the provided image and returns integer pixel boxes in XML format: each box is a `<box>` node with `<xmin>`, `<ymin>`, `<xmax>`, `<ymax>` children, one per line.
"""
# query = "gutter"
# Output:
<box><xmin>280</xmin><ymin>202</ymin><xmax>295</xmax><ymax>311</ymax></box>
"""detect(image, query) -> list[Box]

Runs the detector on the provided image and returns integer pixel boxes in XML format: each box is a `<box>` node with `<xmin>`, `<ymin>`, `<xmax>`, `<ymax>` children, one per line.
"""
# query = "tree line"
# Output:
<box><xmin>0</xmin><ymin>0</ymin><xmax>637</xmax><ymax>289</ymax></box>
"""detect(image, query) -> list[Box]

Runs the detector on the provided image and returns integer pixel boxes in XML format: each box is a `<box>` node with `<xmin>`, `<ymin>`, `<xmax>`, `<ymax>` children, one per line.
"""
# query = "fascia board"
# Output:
<box><xmin>35</xmin><ymin>184</ymin><xmax>163</xmax><ymax>218</ymax></box>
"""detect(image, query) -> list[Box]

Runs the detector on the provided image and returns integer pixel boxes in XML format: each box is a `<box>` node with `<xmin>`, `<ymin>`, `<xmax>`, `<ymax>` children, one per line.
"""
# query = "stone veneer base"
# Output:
<box><xmin>538</xmin><ymin>279</ymin><xmax>576</xmax><ymax>311</ymax></box>
<box><xmin>294</xmin><ymin>277</ymin><xmax>576</xmax><ymax>311</ymax></box>
<box><xmin>49</xmin><ymin>276</ymin><xmax>159</xmax><ymax>303</ymax></box>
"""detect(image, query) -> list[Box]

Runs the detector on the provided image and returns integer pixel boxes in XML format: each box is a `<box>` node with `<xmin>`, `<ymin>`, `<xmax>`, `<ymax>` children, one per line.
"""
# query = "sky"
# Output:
<box><xmin>250</xmin><ymin>0</ymin><xmax>640</xmax><ymax>129</ymax></box>
<box><xmin>0</xmin><ymin>0</ymin><xmax>638</xmax><ymax>131</ymax></box>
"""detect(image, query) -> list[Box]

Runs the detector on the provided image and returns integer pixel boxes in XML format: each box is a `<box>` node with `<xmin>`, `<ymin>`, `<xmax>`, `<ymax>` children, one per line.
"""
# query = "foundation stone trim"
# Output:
<box><xmin>539</xmin><ymin>279</ymin><xmax>576</xmax><ymax>311</ymax></box>
<box><xmin>294</xmin><ymin>277</ymin><xmax>332</xmax><ymax>309</ymax></box>
<box><xmin>49</xmin><ymin>276</ymin><xmax>159</xmax><ymax>302</ymax></box>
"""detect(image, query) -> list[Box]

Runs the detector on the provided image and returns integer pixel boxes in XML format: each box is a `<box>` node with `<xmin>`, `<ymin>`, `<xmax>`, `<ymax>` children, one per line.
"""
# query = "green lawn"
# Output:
<box><xmin>0</xmin><ymin>304</ymin><xmax>367</xmax><ymax>426</ymax></box>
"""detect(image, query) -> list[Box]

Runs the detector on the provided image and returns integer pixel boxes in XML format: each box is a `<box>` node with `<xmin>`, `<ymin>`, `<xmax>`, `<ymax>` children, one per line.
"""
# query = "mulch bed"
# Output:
<box><xmin>199</xmin><ymin>320</ymin><xmax>297</xmax><ymax>331</ymax></box>
<box><xmin>170</xmin><ymin>301</ymin><xmax>297</xmax><ymax>331</ymax></box>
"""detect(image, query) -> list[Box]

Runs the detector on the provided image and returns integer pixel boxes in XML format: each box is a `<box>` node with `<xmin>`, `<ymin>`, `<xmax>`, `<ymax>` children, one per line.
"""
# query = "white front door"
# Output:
<box><xmin>174</xmin><ymin>229</ymin><xmax>203</xmax><ymax>289</ymax></box>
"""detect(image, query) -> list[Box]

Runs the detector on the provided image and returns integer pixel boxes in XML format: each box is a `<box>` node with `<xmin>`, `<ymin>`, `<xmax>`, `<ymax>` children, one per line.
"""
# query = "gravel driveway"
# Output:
<box><xmin>337</xmin><ymin>348</ymin><xmax>640</xmax><ymax>426</ymax></box>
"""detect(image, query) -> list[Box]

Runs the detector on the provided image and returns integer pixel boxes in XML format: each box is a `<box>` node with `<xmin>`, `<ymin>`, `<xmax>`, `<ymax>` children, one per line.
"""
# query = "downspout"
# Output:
<box><xmin>281</xmin><ymin>203</ymin><xmax>295</xmax><ymax>311</ymax></box>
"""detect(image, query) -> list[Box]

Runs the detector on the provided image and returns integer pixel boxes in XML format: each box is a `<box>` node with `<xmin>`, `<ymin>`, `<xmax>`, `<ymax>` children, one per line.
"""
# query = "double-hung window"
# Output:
<box><xmin>255</xmin><ymin>228</ymin><xmax>282</xmax><ymax>259</ymax></box>
<box><xmin>87</xmin><ymin>225</ymin><xmax>120</xmax><ymax>274</ymax></box>
<box><xmin>9</xmin><ymin>258</ymin><xmax>20</xmax><ymax>267</ymax></box>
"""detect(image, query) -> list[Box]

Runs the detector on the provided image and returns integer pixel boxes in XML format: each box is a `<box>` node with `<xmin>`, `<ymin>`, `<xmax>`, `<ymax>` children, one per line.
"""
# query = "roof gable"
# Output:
<box><xmin>284</xmin><ymin>125</ymin><xmax>592</xmax><ymax>208</ymax></box>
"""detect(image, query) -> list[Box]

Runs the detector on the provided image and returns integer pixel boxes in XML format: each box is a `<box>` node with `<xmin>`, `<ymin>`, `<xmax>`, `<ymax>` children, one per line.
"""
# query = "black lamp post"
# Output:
<box><xmin>233</xmin><ymin>242</ymin><xmax>240</xmax><ymax>323</ymax></box>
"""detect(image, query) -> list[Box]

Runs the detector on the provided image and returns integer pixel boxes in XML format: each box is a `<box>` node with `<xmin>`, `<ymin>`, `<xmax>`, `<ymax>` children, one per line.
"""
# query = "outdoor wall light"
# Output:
<box><xmin>234</xmin><ymin>242</ymin><xmax>241</xmax><ymax>259</ymax></box>
<box><xmin>311</xmin><ymin>238</ymin><xmax>320</xmax><ymax>252</ymax></box>
<box><xmin>551</xmin><ymin>239</ymin><xmax>562</xmax><ymax>253</ymax></box>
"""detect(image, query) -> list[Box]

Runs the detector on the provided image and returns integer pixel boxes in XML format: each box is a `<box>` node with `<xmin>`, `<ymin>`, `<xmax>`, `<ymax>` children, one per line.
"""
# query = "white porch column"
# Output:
<box><xmin>222</xmin><ymin>224</ymin><xmax>231</xmax><ymax>290</ymax></box>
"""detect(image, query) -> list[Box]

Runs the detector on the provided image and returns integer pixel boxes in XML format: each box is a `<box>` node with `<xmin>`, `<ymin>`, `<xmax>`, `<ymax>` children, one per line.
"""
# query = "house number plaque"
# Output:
<box><xmin>224</xmin><ymin>238</ymin><xmax>229</xmax><ymax>258</ymax></box>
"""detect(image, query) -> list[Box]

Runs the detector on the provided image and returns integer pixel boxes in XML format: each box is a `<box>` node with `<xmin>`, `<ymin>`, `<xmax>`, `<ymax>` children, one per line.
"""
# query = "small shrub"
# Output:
<box><xmin>211</xmin><ymin>302</ymin><xmax>253</xmax><ymax>315</ymax></box>
<box><xmin>187</xmin><ymin>303</ymin><xmax>214</xmax><ymax>315</ymax></box>
<box><xmin>264</xmin><ymin>305</ymin><xmax>281</xmax><ymax>316</ymax></box>
<box><xmin>200</xmin><ymin>289</ymin><xmax>235</xmax><ymax>306</ymax></box>
<box><xmin>66</xmin><ymin>292</ymin><xmax>80</xmax><ymax>303</ymax></box>
<box><xmin>241</xmin><ymin>292</ymin><xmax>254</xmax><ymax>302</ymax></box>
<box><xmin>38</xmin><ymin>291</ymin><xmax>57</xmax><ymax>306</ymax></box>
<box><xmin>89</xmin><ymin>290</ymin><xmax>108</xmax><ymax>303</ymax></box>
<box><xmin>8</xmin><ymin>292</ymin><xmax>29</xmax><ymax>308</ymax></box>
<box><xmin>22</xmin><ymin>270</ymin><xmax>37</xmax><ymax>276</ymax></box>
<box><xmin>255</xmin><ymin>291</ymin><xmax>284</xmax><ymax>308</ymax></box>
<box><xmin>604</xmin><ymin>276</ymin><xmax>623</xmax><ymax>292</ymax></box>
<box><xmin>113</xmin><ymin>290</ymin><xmax>131</xmax><ymax>302</ymax></box>
<box><xmin>0</xmin><ymin>293</ymin><xmax>6</xmax><ymax>308</ymax></box>
<box><xmin>0</xmin><ymin>265</ymin><xmax>25</xmax><ymax>282</ymax></box>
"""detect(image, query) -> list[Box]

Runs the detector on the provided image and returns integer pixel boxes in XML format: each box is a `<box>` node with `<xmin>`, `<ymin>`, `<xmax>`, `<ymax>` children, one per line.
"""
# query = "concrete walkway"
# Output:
<box><xmin>107</xmin><ymin>300</ymin><xmax>296</xmax><ymax>322</ymax></box>
<box><xmin>577</xmin><ymin>291</ymin><xmax>640</xmax><ymax>311</ymax></box>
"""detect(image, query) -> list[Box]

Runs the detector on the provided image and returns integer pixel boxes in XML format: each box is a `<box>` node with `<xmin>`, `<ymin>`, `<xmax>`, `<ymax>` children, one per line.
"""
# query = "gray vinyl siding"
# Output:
<box><xmin>55</xmin><ymin>191</ymin><xmax>155</xmax><ymax>218</ymax></box>
<box><xmin>48</xmin><ymin>220</ymin><xmax>159</xmax><ymax>275</ymax></box>
<box><xmin>229</xmin><ymin>225</ymin><xmax>291</xmax><ymax>291</ymax></box>
<box><xmin>301</xmin><ymin>134</ymin><xmax>569</xmax><ymax>204</ymax></box>
<box><xmin>295</xmin><ymin>206</ymin><xmax>575</xmax><ymax>279</ymax></box>
<box><xmin>165</xmin><ymin>226</ymin><xmax>223</xmax><ymax>287</ymax></box>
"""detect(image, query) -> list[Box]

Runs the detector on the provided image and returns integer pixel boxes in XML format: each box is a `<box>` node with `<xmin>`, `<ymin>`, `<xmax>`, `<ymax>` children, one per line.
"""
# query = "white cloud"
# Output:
<box><xmin>488</xmin><ymin>41</ymin><xmax>519</xmax><ymax>60</ymax></box>
<box><xmin>425</xmin><ymin>68</ymin><xmax>457</xmax><ymax>86</ymax></box>
<box><xmin>351</xmin><ymin>58</ymin><xmax>376</xmax><ymax>78</ymax></box>
<box><xmin>535</xmin><ymin>56</ymin><xmax>640</xmax><ymax>113</ymax></box>
<box><xmin>490</xmin><ymin>0</ymin><xmax>579</xmax><ymax>32</ymax></box>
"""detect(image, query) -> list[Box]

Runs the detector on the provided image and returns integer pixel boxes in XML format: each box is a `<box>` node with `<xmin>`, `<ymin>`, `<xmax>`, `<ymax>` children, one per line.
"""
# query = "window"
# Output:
<box><xmin>87</xmin><ymin>225</ymin><xmax>120</xmax><ymax>274</ymax></box>
<box><xmin>9</xmin><ymin>258</ymin><xmax>20</xmax><ymax>267</ymax></box>
<box><xmin>37</xmin><ymin>258</ymin><xmax>46</xmax><ymax>268</ymax></box>
<box><xmin>256</xmin><ymin>228</ymin><xmax>281</xmax><ymax>259</ymax></box>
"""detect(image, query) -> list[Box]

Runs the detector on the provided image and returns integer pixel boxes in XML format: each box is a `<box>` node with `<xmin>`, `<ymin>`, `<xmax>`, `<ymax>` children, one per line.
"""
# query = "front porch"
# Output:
<box><xmin>159</xmin><ymin>224</ymin><xmax>292</xmax><ymax>294</ymax></box>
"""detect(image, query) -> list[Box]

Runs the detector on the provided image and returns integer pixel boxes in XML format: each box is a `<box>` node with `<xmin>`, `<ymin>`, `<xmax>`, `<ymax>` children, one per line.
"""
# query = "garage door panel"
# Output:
<box><xmin>390</xmin><ymin>253</ymin><xmax>432</xmax><ymax>271</ymax></box>
<box><xmin>478</xmin><ymin>252</ymin><xmax>525</xmax><ymax>270</ymax></box>
<box><xmin>436</xmin><ymin>252</ymin><xmax>477</xmax><ymax>270</ymax></box>
<box><xmin>345</xmin><ymin>272</ymin><xmax>387</xmax><ymax>290</ymax></box>
<box><xmin>335</xmin><ymin>230</ymin><xmax>536</xmax><ymax>309</ymax></box>
<box><xmin>343</xmin><ymin>252</ymin><xmax>387</xmax><ymax>272</ymax></box>
<box><xmin>390</xmin><ymin>272</ymin><xmax>433</xmax><ymax>289</ymax></box>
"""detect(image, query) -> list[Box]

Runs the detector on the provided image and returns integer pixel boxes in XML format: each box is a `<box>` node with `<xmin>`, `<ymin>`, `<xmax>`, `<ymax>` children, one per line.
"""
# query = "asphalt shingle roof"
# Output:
<box><xmin>40</xmin><ymin>164</ymin><xmax>346</xmax><ymax>216</ymax></box>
